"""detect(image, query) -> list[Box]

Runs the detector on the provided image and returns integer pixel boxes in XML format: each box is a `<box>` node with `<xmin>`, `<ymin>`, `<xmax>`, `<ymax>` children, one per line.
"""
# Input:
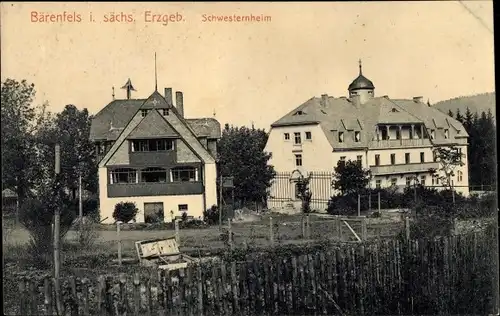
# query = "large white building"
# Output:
<box><xmin>264</xmin><ymin>62</ymin><xmax>469</xmax><ymax>211</ymax></box>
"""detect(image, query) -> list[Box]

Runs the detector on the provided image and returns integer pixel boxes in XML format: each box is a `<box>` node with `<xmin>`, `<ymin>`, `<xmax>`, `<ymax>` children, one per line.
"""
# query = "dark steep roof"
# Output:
<box><xmin>90</xmin><ymin>99</ymin><xmax>221</xmax><ymax>141</ymax></box>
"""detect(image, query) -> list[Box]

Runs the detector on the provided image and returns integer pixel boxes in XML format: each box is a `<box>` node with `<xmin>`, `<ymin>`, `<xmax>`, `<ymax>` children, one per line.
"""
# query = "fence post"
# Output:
<box><xmin>452</xmin><ymin>180</ymin><xmax>456</xmax><ymax>204</ymax></box>
<box><xmin>269</xmin><ymin>216</ymin><xmax>274</xmax><ymax>244</ymax></box>
<box><xmin>405</xmin><ymin>216</ymin><xmax>410</xmax><ymax>240</ymax></box>
<box><xmin>361</xmin><ymin>217</ymin><xmax>367</xmax><ymax>241</ymax></box>
<box><xmin>306</xmin><ymin>214</ymin><xmax>311</xmax><ymax>239</ymax></box>
<box><xmin>117</xmin><ymin>221</ymin><xmax>122</xmax><ymax>266</ymax></box>
<box><xmin>378</xmin><ymin>192</ymin><xmax>381</xmax><ymax>212</ymax></box>
<box><xmin>228</xmin><ymin>218</ymin><xmax>233</xmax><ymax>250</ymax></box>
<box><xmin>368</xmin><ymin>193</ymin><xmax>372</xmax><ymax>212</ymax></box>
<box><xmin>175</xmin><ymin>219</ymin><xmax>180</xmax><ymax>245</ymax></box>
<box><xmin>357</xmin><ymin>194</ymin><xmax>361</xmax><ymax>217</ymax></box>
<box><xmin>301</xmin><ymin>215</ymin><xmax>306</xmax><ymax>239</ymax></box>
<box><xmin>337</xmin><ymin>216</ymin><xmax>342</xmax><ymax>240</ymax></box>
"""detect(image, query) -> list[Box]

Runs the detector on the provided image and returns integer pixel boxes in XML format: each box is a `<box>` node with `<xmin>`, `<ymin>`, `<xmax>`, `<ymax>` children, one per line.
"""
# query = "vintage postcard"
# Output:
<box><xmin>1</xmin><ymin>2</ymin><xmax>497</xmax><ymax>315</ymax></box>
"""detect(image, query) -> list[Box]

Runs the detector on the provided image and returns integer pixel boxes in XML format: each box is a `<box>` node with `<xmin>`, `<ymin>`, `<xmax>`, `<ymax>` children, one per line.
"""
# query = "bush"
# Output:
<box><xmin>112</xmin><ymin>202</ymin><xmax>138</xmax><ymax>223</ymax></box>
<box><xmin>18</xmin><ymin>192</ymin><xmax>77</xmax><ymax>268</ymax></box>
<box><xmin>203</xmin><ymin>205</ymin><xmax>227</xmax><ymax>225</ymax></box>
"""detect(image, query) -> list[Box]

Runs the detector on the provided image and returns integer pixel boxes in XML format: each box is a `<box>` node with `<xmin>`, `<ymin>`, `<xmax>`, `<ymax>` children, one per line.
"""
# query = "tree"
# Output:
<box><xmin>217</xmin><ymin>124</ymin><xmax>276</xmax><ymax>207</ymax></box>
<box><xmin>455</xmin><ymin>108</ymin><xmax>464</xmax><ymax>123</ymax></box>
<box><xmin>53</xmin><ymin>105</ymin><xmax>98</xmax><ymax>196</ymax></box>
<box><xmin>429</xmin><ymin>146</ymin><xmax>465</xmax><ymax>190</ymax></box>
<box><xmin>1</xmin><ymin>79</ymin><xmax>38</xmax><ymax>203</ymax></box>
<box><xmin>332</xmin><ymin>160</ymin><xmax>371</xmax><ymax>196</ymax></box>
<box><xmin>294</xmin><ymin>174</ymin><xmax>313</xmax><ymax>213</ymax></box>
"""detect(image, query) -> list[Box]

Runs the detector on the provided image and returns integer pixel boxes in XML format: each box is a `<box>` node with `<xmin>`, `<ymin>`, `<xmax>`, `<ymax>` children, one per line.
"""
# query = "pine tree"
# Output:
<box><xmin>455</xmin><ymin>108</ymin><xmax>464</xmax><ymax>123</ymax></box>
<box><xmin>464</xmin><ymin>107</ymin><xmax>473</xmax><ymax>132</ymax></box>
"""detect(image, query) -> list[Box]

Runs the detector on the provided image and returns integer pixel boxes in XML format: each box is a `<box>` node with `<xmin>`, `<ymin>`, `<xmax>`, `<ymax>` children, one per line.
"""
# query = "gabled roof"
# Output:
<box><xmin>97</xmin><ymin>90</ymin><xmax>218</xmax><ymax>167</ymax></box>
<box><xmin>90</xmin><ymin>97</ymin><xmax>221</xmax><ymax>141</ymax></box>
<box><xmin>127</xmin><ymin>109</ymin><xmax>179</xmax><ymax>139</ymax></box>
<box><xmin>270</xmin><ymin>95</ymin><xmax>469</xmax><ymax>150</ymax></box>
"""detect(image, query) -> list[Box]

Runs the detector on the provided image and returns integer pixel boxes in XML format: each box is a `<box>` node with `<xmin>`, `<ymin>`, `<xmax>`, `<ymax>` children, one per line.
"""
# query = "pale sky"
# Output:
<box><xmin>1</xmin><ymin>1</ymin><xmax>495</xmax><ymax>130</ymax></box>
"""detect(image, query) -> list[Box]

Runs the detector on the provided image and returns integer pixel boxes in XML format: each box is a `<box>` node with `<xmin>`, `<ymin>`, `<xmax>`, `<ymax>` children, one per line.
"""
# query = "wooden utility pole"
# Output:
<box><xmin>78</xmin><ymin>172</ymin><xmax>83</xmax><ymax>239</ymax></box>
<box><xmin>378</xmin><ymin>192</ymin><xmax>381</xmax><ymax>212</ymax></box>
<box><xmin>117</xmin><ymin>221</ymin><xmax>122</xmax><ymax>266</ymax></box>
<box><xmin>219</xmin><ymin>176</ymin><xmax>223</xmax><ymax>230</ymax></box>
<box><xmin>53</xmin><ymin>144</ymin><xmax>62</xmax><ymax>314</ymax></box>
<box><xmin>357</xmin><ymin>194</ymin><xmax>361</xmax><ymax>217</ymax></box>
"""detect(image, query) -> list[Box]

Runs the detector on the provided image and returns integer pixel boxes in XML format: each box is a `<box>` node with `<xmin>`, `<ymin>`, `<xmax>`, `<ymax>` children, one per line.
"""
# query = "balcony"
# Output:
<box><xmin>292</xmin><ymin>142</ymin><xmax>303</xmax><ymax>152</ymax></box>
<box><xmin>369</xmin><ymin>162</ymin><xmax>439</xmax><ymax>176</ymax></box>
<box><xmin>369</xmin><ymin>138</ymin><xmax>432</xmax><ymax>149</ymax></box>
<box><xmin>107</xmin><ymin>182</ymin><xmax>204</xmax><ymax>198</ymax></box>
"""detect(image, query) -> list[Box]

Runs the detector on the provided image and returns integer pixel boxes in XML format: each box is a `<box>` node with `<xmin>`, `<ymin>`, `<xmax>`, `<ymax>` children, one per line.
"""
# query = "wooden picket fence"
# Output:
<box><xmin>13</xmin><ymin>229</ymin><xmax>498</xmax><ymax>316</ymax></box>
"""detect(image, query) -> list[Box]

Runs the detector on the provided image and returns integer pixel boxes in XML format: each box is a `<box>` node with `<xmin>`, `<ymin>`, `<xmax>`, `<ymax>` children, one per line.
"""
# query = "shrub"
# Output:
<box><xmin>18</xmin><ymin>191</ymin><xmax>77</xmax><ymax>268</ymax></box>
<box><xmin>112</xmin><ymin>202</ymin><xmax>138</xmax><ymax>223</ymax></box>
<box><xmin>203</xmin><ymin>205</ymin><xmax>227</xmax><ymax>225</ymax></box>
<box><xmin>181</xmin><ymin>211</ymin><xmax>188</xmax><ymax>222</ymax></box>
<box><xmin>74</xmin><ymin>219</ymin><xmax>99</xmax><ymax>249</ymax></box>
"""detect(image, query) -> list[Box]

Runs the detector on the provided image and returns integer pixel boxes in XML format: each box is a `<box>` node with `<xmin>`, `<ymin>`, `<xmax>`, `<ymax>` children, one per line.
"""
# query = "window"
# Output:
<box><xmin>354</xmin><ymin>131</ymin><xmax>361</xmax><ymax>142</ymax></box>
<box><xmin>375</xmin><ymin>154</ymin><xmax>380</xmax><ymax>166</ymax></box>
<box><xmin>457</xmin><ymin>170</ymin><xmax>463</xmax><ymax>182</ymax></box>
<box><xmin>141</xmin><ymin>167</ymin><xmax>168</xmax><ymax>183</ymax></box>
<box><xmin>110</xmin><ymin>168</ymin><xmax>137</xmax><ymax>184</ymax></box>
<box><xmin>171</xmin><ymin>167</ymin><xmax>197</xmax><ymax>182</ymax></box>
<box><xmin>162</xmin><ymin>108</ymin><xmax>169</xmax><ymax>116</ymax></box>
<box><xmin>375</xmin><ymin>180</ymin><xmax>382</xmax><ymax>189</ymax></box>
<box><xmin>420</xmin><ymin>152</ymin><xmax>425</xmax><ymax>163</ymax></box>
<box><xmin>338</xmin><ymin>132</ymin><xmax>344</xmax><ymax>143</ymax></box>
<box><xmin>305</xmin><ymin>131</ymin><xmax>312</xmax><ymax>140</ymax></box>
<box><xmin>444</xmin><ymin>129</ymin><xmax>449</xmax><ymax>139</ymax></box>
<box><xmin>295</xmin><ymin>154</ymin><xmax>302</xmax><ymax>166</ymax></box>
<box><xmin>141</xmin><ymin>109</ymin><xmax>149</xmax><ymax>117</ymax></box>
<box><xmin>390</xmin><ymin>154</ymin><xmax>396</xmax><ymax>165</ymax></box>
<box><xmin>391</xmin><ymin>178</ymin><xmax>397</xmax><ymax>187</ymax></box>
<box><xmin>294</xmin><ymin>183</ymin><xmax>301</xmax><ymax>199</ymax></box>
<box><xmin>396</xmin><ymin>128</ymin><xmax>401</xmax><ymax>140</ymax></box>
<box><xmin>284</xmin><ymin>133</ymin><xmax>290</xmax><ymax>140</ymax></box>
<box><xmin>405</xmin><ymin>153</ymin><xmax>410</xmax><ymax>164</ymax></box>
<box><xmin>178</xmin><ymin>204</ymin><xmax>188</xmax><ymax>212</ymax></box>
<box><xmin>420</xmin><ymin>176</ymin><xmax>426</xmax><ymax>186</ymax></box>
<box><xmin>406</xmin><ymin>177</ymin><xmax>412</xmax><ymax>187</ymax></box>
<box><xmin>430</xmin><ymin>129</ymin><xmax>435</xmax><ymax>140</ymax></box>
<box><xmin>131</xmin><ymin>139</ymin><xmax>175</xmax><ymax>152</ymax></box>
<box><xmin>356</xmin><ymin>155</ymin><xmax>362</xmax><ymax>166</ymax></box>
<box><xmin>294</xmin><ymin>132</ymin><xmax>301</xmax><ymax>145</ymax></box>
<box><xmin>432</xmin><ymin>175</ymin><xmax>440</xmax><ymax>185</ymax></box>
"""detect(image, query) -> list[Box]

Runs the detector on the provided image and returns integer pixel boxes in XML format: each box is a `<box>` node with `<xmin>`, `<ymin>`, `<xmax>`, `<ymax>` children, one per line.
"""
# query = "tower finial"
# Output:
<box><xmin>358</xmin><ymin>59</ymin><xmax>362</xmax><ymax>75</ymax></box>
<box><xmin>154</xmin><ymin>52</ymin><xmax>158</xmax><ymax>91</ymax></box>
<box><xmin>121</xmin><ymin>78</ymin><xmax>136</xmax><ymax>100</ymax></box>
<box><xmin>112</xmin><ymin>86</ymin><xmax>115</xmax><ymax>100</ymax></box>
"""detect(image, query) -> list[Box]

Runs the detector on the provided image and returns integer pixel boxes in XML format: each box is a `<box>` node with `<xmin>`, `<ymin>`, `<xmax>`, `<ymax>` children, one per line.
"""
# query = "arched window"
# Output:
<box><xmin>457</xmin><ymin>170</ymin><xmax>463</xmax><ymax>182</ymax></box>
<box><xmin>141</xmin><ymin>167</ymin><xmax>168</xmax><ymax>183</ymax></box>
<box><xmin>110</xmin><ymin>168</ymin><xmax>137</xmax><ymax>184</ymax></box>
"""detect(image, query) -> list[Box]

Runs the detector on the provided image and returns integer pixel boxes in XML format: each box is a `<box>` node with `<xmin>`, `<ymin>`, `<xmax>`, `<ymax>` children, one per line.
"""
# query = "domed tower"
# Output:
<box><xmin>348</xmin><ymin>59</ymin><xmax>375</xmax><ymax>104</ymax></box>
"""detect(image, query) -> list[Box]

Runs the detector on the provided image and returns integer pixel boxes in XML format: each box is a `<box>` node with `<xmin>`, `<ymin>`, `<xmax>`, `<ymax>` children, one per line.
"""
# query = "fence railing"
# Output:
<box><xmin>10</xmin><ymin>229</ymin><xmax>498</xmax><ymax>316</ymax></box>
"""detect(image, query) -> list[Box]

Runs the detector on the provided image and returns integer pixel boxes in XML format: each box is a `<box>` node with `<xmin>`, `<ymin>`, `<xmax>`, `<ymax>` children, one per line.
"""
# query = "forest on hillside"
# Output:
<box><xmin>434</xmin><ymin>92</ymin><xmax>496</xmax><ymax>118</ymax></box>
<box><xmin>447</xmin><ymin>107</ymin><xmax>496</xmax><ymax>189</ymax></box>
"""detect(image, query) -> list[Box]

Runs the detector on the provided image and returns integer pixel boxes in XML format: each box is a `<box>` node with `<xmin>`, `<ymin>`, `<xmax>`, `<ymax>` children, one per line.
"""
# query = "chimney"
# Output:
<box><xmin>320</xmin><ymin>94</ymin><xmax>328</xmax><ymax>107</ymax></box>
<box><xmin>413</xmin><ymin>96</ymin><xmax>423</xmax><ymax>103</ymax></box>
<box><xmin>164</xmin><ymin>88</ymin><xmax>173</xmax><ymax>105</ymax></box>
<box><xmin>175</xmin><ymin>91</ymin><xmax>184</xmax><ymax>117</ymax></box>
